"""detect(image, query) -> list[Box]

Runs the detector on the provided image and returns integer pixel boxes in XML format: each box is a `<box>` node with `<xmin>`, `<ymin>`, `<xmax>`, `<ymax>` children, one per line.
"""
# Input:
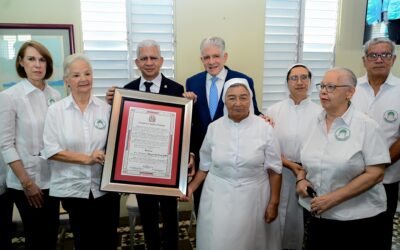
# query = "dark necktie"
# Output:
<box><xmin>144</xmin><ymin>81</ymin><xmax>153</xmax><ymax>92</ymax></box>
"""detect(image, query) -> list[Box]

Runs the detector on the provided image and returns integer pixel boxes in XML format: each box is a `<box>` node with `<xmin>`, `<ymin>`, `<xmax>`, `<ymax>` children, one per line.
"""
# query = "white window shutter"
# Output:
<box><xmin>263</xmin><ymin>0</ymin><xmax>302</xmax><ymax>110</ymax></box>
<box><xmin>80</xmin><ymin>0</ymin><xmax>175</xmax><ymax>96</ymax></box>
<box><xmin>128</xmin><ymin>0</ymin><xmax>175</xmax><ymax>80</ymax></box>
<box><xmin>263</xmin><ymin>0</ymin><xmax>339</xmax><ymax>109</ymax></box>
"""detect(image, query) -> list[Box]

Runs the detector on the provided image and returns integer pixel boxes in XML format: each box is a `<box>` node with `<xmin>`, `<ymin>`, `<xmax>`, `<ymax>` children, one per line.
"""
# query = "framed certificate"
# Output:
<box><xmin>100</xmin><ymin>88</ymin><xmax>193</xmax><ymax>197</ymax></box>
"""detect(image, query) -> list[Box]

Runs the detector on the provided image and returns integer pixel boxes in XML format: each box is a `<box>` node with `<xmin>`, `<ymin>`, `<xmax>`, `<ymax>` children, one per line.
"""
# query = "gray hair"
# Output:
<box><xmin>63</xmin><ymin>53</ymin><xmax>92</xmax><ymax>78</ymax></box>
<box><xmin>327</xmin><ymin>67</ymin><xmax>357</xmax><ymax>87</ymax></box>
<box><xmin>136</xmin><ymin>39</ymin><xmax>161</xmax><ymax>58</ymax></box>
<box><xmin>363</xmin><ymin>37</ymin><xmax>396</xmax><ymax>55</ymax></box>
<box><xmin>200</xmin><ymin>36</ymin><xmax>225</xmax><ymax>56</ymax></box>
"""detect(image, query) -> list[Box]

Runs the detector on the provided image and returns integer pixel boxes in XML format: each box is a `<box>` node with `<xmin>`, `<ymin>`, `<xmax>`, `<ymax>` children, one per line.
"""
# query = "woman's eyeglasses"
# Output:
<box><xmin>288</xmin><ymin>74</ymin><xmax>309</xmax><ymax>82</ymax></box>
<box><xmin>316</xmin><ymin>83</ymin><xmax>352</xmax><ymax>93</ymax></box>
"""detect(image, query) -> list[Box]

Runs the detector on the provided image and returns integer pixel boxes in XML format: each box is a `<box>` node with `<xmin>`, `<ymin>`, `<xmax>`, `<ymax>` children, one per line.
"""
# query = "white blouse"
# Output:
<box><xmin>299</xmin><ymin>105</ymin><xmax>390</xmax><ymax>220</ymax></box>
<box><xmin>42</xmin><ymin>95</ymin><xmax>110</xmax><ymax>199</ymax></box>
<box><xmin>266</xmin><ymin>97</ymin><xmax>322</xmax><ymax>162</ymax></box>
<box><xmin>352</xmin><ymin>73</ymin><xmax>400</xmax><ymax>183</ymax></box>
<box><xmin>200</xmin><ymin>114</ymin><xmax>282</xmax><ymax>182</ymax></box>
<box><xmin>0</xmin><ymin>79</ymin><xmax>61</xmax><ymax>190</ymax></box>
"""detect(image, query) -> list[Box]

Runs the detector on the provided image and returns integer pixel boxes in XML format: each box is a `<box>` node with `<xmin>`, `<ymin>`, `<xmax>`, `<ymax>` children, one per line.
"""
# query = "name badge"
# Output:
<box><xmin>94</xmin><ymin>119</ymin><xmax>106</xmax><ymax>129</ymax></box>
<box><xmin>335</xmin><ymin>127</ymin><xmax>351</xmax><ymax>141</ymax></box>
<box><xmin>384</xmin><ymin>110</ymin><xmax>398</xmax><ymax>123</ymax></box>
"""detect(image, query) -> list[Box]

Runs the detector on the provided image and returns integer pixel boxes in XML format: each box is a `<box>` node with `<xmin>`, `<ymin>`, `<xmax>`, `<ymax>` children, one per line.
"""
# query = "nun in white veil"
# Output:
<box><xmin>265</xmin><ymin>64</ymin><xmax>322</xmax><ymax>250</ymax></box>
<box><xmin>183</xmin><ymin>78</ymin><xmax>283</xmax><ymax>250</ymax></box>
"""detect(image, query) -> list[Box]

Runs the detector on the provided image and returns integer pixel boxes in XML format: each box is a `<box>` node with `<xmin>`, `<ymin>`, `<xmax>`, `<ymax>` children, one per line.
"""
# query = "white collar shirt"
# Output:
<box><xmin>199</xmin><ymin>114</ymin><xmax>282</xmax><ymax>186</ymax></box>
<box><xmin>206</xmin><ymin>67</ymin><xmax>228</xmax><ymax>105</ymax></box>
<box><xmin>266</xmin><ymin>97</ymin><xmax>322</xmax><ymax>162</ymax></box>
<box><xmin>0</xmin><ymin>79</ymin><xmax>61</xmax><ymax>190</ymax></box>
<box><xmin>139</xmin><ymin>74</ymin><xmax>162</xmax><ymax>93</ymax></box>
<box><xmin>352</xmin><ymin>73</ymin><xmax>400</xmax><ymax>183</ymax></box>
<box><xmin>42</xmin><ymin>95</ymin><xmax>110</xmax><ymax>199</ymax></box>
<box><xmin>299</xmin><ymin>105</ymin><xmax>390</xmax><ymax>220</ymax></box>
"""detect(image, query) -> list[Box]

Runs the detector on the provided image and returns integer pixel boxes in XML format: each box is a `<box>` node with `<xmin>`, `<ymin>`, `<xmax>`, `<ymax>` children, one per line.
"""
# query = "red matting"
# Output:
<box><xmin>113</xmin><ymin>99</ymin><xmax>182</xmax><ymax>186</ymax></box>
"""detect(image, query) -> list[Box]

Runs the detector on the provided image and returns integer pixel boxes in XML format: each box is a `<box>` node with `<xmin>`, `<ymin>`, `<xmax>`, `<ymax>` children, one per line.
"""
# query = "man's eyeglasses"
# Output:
<box><xmin>288</xmin><ymin>74</ymin><xmax>309</xmax><ymax>82</ymax></box>
<box><xmin>366</xmin><ymin>52</ymin><xmax>393</xmax><ymax>61</ymax></box>
<box><xmin>316</xmin><ymin>83</ymin><xmax>352</xmax><ymax>93</ymax></box>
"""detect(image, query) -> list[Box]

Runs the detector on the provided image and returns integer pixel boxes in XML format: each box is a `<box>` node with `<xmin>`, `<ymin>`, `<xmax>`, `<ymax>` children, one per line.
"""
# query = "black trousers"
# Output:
<box><xmin>9</xmin><ymin>188</ymin><xmax>60</xmax><ymax>250</ymax></box>
<box><xmin>136</xmin><ymin>194</ymin><xmax>178</xmax><ymax>250</ymax></box>
<box><xmin>382</xmin><ymin>182</ymin><xmax>399</xmax><ymax>250</ymax></box>
<box><xmin>305</xmin><ymin>212</ymin><xmax>385</xmax><ymax>250</ymax></box>
<box><xmin>0</xmin><ymin>190</ymin><xmax>13</xmax><ymax>250</ymax></box>
<box><xmin>61</xmin><ymin>192</ymin><xmax>120</xmax><ymax>250</ymax></box>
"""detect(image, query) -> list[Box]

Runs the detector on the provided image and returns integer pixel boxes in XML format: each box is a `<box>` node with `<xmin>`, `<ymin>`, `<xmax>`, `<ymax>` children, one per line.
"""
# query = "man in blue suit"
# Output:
<box><xmin>106</xmin><ymin>39</ymin><xmax>193</xmax><ymax>250</ymax></box>
<box><xmin>185</xmin><ymin>36</ymin><xmax>262</xmax><ymax>215</ymax></box>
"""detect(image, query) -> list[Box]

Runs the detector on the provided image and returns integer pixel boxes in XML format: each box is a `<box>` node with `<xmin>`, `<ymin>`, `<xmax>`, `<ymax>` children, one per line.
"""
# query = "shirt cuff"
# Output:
<box><xmin>1</xmin><ymin>148</ymin><xmax>20</xmax><ymax>164</ymax></box>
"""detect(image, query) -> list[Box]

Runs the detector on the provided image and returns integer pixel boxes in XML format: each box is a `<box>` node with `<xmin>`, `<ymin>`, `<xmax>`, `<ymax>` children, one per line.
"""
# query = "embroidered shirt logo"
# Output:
<box><xmin>335</xmin><ymin>127</ymin><xmax>351</xmax><ymax>141</ymax></box>
<box><xmin>94</xmin><ymin>119</ymin><xmax>106</xmax><ymax>129</ymax></box>
<box><xmin>384</xmin><ymin>110</ymin><xmax>398</xmax><ymax>123</ymax></box>
<box><xmin>47</xmin><ymin>97</ymin><xmax>56</xmax><ymax>106</ymax></box>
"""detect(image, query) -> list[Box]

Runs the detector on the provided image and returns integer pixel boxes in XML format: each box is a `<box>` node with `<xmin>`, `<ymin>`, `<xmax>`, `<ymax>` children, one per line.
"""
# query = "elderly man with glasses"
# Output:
<box><xmin>352</xmin><ymin>37</ymin><xmax>400</xmax><ymax>250</ymax></box>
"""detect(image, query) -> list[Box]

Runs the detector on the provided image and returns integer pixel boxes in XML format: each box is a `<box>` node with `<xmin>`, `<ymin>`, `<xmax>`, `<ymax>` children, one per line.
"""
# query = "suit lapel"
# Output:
<box><xmin>159</xmin><ymin>74</ymin><xmax>170</xmax><ymax>94</ymax></box>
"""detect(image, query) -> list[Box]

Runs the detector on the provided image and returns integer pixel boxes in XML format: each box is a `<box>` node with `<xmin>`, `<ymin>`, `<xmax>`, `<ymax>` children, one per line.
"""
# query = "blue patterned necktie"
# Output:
<box><xmin>209</xmin><ymin>76</ymin><xmax>218</xmax><ymax>119</ymax></box>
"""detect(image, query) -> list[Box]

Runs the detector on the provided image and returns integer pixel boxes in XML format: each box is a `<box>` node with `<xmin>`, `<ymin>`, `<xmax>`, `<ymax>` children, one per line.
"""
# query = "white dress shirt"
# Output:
<box><xmin>0</xmin><ymin>79</ymin><xmax>61</xmax><ymax>190</ymax></box>
<box><xmin>139</xmin><ymin>73</ymin><xmax>162</xmax><ymax>93</ymax></box>
<box><xmin>42</xmin><ymin>95</ymin><xmax>110</xmax><ymax>199</ymax></box>
<box><xmin>299</xmin><ymin>105</ymin><xmax>390</xmax><ymax>220</ymax></box>
<box><xmin>352</xmin><ymin>73</ymin><xmax>400</xmax><ymax>183</ymax></box>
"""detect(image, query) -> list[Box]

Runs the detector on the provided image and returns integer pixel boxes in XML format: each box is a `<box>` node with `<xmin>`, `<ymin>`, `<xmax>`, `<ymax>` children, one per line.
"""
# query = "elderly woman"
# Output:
<box><xmin>296</xmin><ymin>67</ymin><xmax>390</xmax><ymax>249</ymax></box>
<box><xmin>183</xmin><ymin>78</ymin><xmax>282</xmax><ymax>250</ymax></box>
<box><xmin>0</xmin><ymin>40</ymin><xmax>61</xmax><ymax>250</ymax></box>
<box><xmin>265</xmin><ymin>64</ymin><xmax>321</xmax><ymax>249</ymax></box>
<box><xmin>42</xmin><ymin>54</ymin><xmax>120</xmax><ymax>250</ymax></box>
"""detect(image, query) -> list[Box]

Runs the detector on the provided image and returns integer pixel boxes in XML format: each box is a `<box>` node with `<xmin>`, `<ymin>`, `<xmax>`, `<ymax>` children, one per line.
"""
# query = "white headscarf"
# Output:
<box><xmin>222</xmin><ymin>78</ymin><xmax>254</xmax><ymax>115</ymax></box>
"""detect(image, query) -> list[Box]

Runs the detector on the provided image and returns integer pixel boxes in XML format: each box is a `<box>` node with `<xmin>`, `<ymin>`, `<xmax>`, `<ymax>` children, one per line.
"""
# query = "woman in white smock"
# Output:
<box><xmin>183</xmin><ymin>78</ymin><xmax>283</xmax><ymax>250</ymax></box>
<box><xmin>266</xmin><ymin>64</ymin><xmax>321</xmax><ymax>249</ymax></box>
<box><xmin>296</xmin><ymin>68</ymin><xmax>390</xmax><ymax>249</ymax></box>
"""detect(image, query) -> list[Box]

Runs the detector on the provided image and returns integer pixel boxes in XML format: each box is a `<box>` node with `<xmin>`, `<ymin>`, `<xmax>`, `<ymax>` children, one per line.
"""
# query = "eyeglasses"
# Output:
<box><xmin>288</xmin><ymin>74</ymin><xmax>309</xmax><ymax>82</ymax></box>
<box><xmin>316</xmin><ymin>83</ymin><xmax>352</xmax><ymax>93</ymax></box>
<box><xmin>366</xmin><ymin>52</ymin><xmax>393</xmax><ymax>61</ymax></box>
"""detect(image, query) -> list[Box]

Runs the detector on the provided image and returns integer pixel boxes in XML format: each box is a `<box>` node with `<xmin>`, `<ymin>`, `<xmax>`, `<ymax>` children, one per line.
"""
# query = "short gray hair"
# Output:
<box><xmin>63</xmin><ymin>53</ymin><xmax>92</xmax><ymax>78</ymax></box>
<box><xmin>200</xmin><ymin>36</ymin><xmax>225</xmax><ymax>56</ymax></box>
<box><xmin>328</xmin><ymin>67</ymin><xmax>357</xmax><ymax>87</ymax></box>
<box><xmin>136</xmin><ymin>39</ymin><xmax>161</xmax><ymax>58</ymax></box>
<box><xmin>363</xmin><ymin>37</ymin><xmax>396</xmax><ymax>55</ymax></box>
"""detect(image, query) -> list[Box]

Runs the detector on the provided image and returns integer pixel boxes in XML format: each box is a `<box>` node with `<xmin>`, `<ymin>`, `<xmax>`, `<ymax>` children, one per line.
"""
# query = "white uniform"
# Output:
<box><xmin>0</xmin><ymin>79</ymin><xmax>61</xmax><ymax>190</ymax></box>
<box><xmin>266</xmin><ymin>97</ymin><xmax>321</xmax><ymax>249</ymax></box>
<box><xmin>197</xmin><ymin>114</ymin><xmax>282</xmax><ymax>250</ymax></box>
<box><xmin>352</xmin><ymin>73</ymin><xmax>400</xmax><ymax>183</ymax></box>
<box><xmin>299</xmin><ymin>105</ymin><xmax>390</xmax><ymax>220</ymax></box>
<box><xmin>42</xmin><ymin>95</ymin><xmax>110</xmax><ymax>199</ymax></box>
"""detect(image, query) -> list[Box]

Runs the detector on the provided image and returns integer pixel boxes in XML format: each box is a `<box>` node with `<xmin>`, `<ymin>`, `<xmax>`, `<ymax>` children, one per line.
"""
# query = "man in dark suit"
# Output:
<box><xmin>185</xmin><ymin>36</ymin><xmax>262</xmax><ymax>215</ymax></box>
<box><xmin>106</xmin><ymin>39</ymin><xmax>192</xmax><ymax>250</ymax></box>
